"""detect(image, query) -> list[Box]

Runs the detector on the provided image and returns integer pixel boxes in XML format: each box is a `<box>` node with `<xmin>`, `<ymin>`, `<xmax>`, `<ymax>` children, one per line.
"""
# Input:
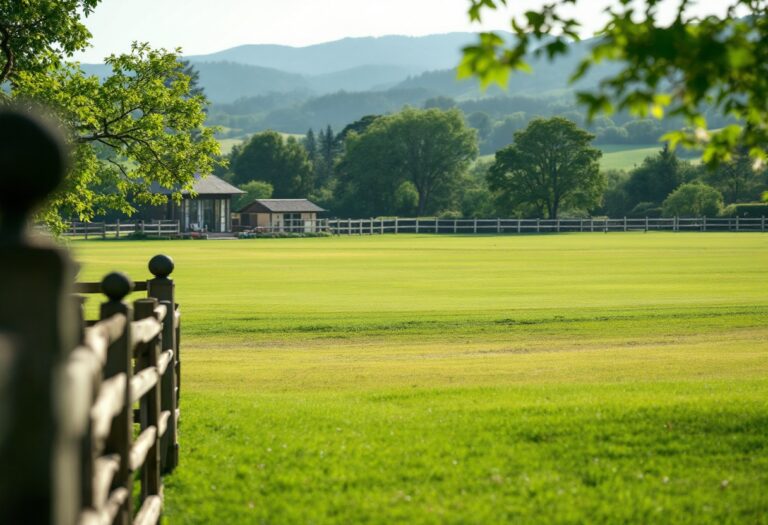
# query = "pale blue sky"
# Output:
<box><xmin>75</xmin><ymin>0</ymin><xmax>731</xmax><ymax>63</ymax></box>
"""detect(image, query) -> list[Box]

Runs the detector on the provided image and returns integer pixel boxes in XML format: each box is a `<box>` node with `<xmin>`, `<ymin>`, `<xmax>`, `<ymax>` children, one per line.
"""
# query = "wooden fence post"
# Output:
<box><xmin>416</xmin><ymin>218</ymin><xmax>420</xmax><ymax>234</ymax></box>
<box><xmin>536</xmin><ymin>218</ymin><xmax>540</xmax><ymax>233</ymax></box>
<box><xmin>0</xmin><ymin>109</ymin><xmax>80</xmax><ymax>525</ymax></box>
<box><xmin>146</xmin><ymin>255</ymin><xmax>179</xmax><ymax>473</ymax></box>
<box><xmin>435</xmin><ymin>217</ymin><xmax>439</xmax><ymax>233</ymax></box>
<box><xmin>762</xmin><ymin>215</ymin><xmax>765</xmax><ymax>233</ymax></box>
<box><xmin>134</xmin><ymin>299</ymin><xmax>162</xmax><ymax>502</ymax></box>
<box><xmin>736</xmin><ymin>216</ymin><xmax>740</xmax><ymax>232</ymax></box>
<box><xmin>395</xmin><ymin>217</ymin><xmax>399</xmax><ymax>234</ymax></box>
<box><xmin>497</xmin><ymin>218</ymin><xmax>501</xmax><ymax>233</ymax></box>
<box><xmin>473</xmin><ymin>218</ymin><xmax>478</xmax><ymax>234</ymax></box>
<box><xmin>454</xmin><ymin>219</ymin><xmax>458</xmax><ymax>234</ymax></box>
<box><xmin>100</xmin><ymin>273</ymin><xmax>135</xmax><ymax>524</ymax></box>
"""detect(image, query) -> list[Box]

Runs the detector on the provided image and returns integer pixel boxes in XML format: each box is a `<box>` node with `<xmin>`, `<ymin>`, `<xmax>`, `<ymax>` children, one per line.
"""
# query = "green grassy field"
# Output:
<box><xmin>70</xmin><ymin>234</ymin><xmax>768</xmax><ymax>524</ymax></box>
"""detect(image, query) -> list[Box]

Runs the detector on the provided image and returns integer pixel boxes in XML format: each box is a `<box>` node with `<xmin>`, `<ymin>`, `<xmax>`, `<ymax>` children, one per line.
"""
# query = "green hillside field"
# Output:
<box><xmin>71</xmin><ymin>234</ymin><xmax>768</xmax><ymax>524</ymax></box>
<box><xmin>217</xmin><ymin>132</ymin><xmax>305</xmax><ymax>155</ymax></box>
<box><xmin>481</xmin><ymin>144</ymin><xmax>700</xmax><ymax>173</ymax></box>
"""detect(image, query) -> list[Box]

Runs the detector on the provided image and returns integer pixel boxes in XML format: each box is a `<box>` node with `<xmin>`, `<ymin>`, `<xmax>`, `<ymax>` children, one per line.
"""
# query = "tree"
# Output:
<box><xmin>462</xmin><ymin>0</ymin><xmax>768</xmax><ymax>166</ymax></box>
<box><xmin>337</xmin><ymin>115</ymin><xmax>380</xmax><ymax>143</ymax></box>
<box><xmin>175</xmin><ymin>59</ymin><xmax>204</xmax><ymax>98</ymax></box>
<box><xmin>467</xmin><ymin>112</ymin><xmax>493</xmax><ymax>141</ymax></box>
<box><xmin>316</xmin><ymin>125</ymin><xmax>340</xmax><ymax>187</ymax></box>
<box><xmin>703</xmin><ymin>149</ymin><xmax>767</xmax><ymax>203</ymax></box>
<box><xmin>488</xmin><ymin>117</ymin><xmax>604</xmax><ymax>218</ymax></box>
<box><xmin>339</xmin><ymin>108</ymin><xmax>478</xmax><ymax>216</ymax></box>
<box><xmin>623</xmin><ymin>146</ymin><xmax>685</xmax><ymax>210</ymax></box>
<box><xmin>483</xmin><ymin>113</ymin><xmax>528</xmax><ymax>154</ymax></box>
<box><xmin>662</xmin><ymin>182</ymin><xmax>724</xmax><ymax>217</ymax></box>
<box><xmin>231</xmin><ymin>131</ymin><xmax>312</xmax><ymax>197</ymax></box>
<box><xmin>13</xmin><ymin>43</ymin><xmax>220</xmax><ymax>227</ymax></box>
<box><xmin>0</xmin><ymin>0</ymin><xmax>100</xmax><ymax>89</ymax></box>
<box><xmin>304</xmin><ymin>128</ymin><xmax>318</xmax><ymax>165</ymax></box>
<box><xmin>1</xmin><ymin>2</ymin><xmax>220</xmax><ymax>229</ymax></box>
<box><xmin>234</xmin><ymin>180</ymin><xmax>273</xmax><ymax>210</ymax></box>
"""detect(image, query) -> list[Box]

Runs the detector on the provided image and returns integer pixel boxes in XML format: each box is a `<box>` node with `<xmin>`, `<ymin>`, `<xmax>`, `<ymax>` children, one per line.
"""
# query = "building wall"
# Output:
<box><xmin>238</xmin><ymin>212</ymin><xmax>319</xmax><ymax>232</ymax></box>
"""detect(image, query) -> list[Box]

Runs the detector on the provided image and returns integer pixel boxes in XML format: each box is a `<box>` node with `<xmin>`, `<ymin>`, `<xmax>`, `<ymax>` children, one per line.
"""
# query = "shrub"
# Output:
<box><xmin>661</xmin><ymin>182</ymin><xmax>724</xmax><ymax>217</ymax></box>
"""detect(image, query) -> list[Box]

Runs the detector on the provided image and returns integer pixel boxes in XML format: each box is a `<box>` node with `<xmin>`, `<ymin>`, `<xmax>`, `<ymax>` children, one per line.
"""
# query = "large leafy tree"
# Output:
<box><xmin>15</xmin><ymin>44</ymin><xmax>220</xmax><ymax>226</ymax></box>
<box><xmin>339</xmin><ymin>108</ymin><xmax>478</xmax><ymax>216</ymax></box>
<box><xmin>702</xmin><ymin>149</ymin><xmax>767</xmax><ymax>203</ymax></box>
<box><xmin>623</xmin><ymin>146</ymin><xmax>685</xmax><ymax>211</ymax></box>
<box><xmin>1</xmin><ymin>1</ymin><xmax>220</xmax><ymax>229</ymax></box>
<box><xmin>0</xmin><ymin>0</ymin><xmax>99</xmax><ymax>88</ymax></box>
<box><xmin>488</xmin><ymin>117</ymin><xmax>604</xmax><ymax>218</ymax></box>
<box><xmin>462</xmin><ymin>0</ymin><xmax>768</xmax><ymax>166</ymax></box>
<box><xmin>231</xmin><ymin>131</ymin><xmax>313</xmax><ymax>197</ymax></box>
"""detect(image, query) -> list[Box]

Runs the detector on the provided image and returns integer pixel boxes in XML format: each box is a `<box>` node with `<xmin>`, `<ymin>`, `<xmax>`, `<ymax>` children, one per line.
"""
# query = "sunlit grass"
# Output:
<box><xmin>71</xmin><ymin>233</ymin><xmax>768</xmax><ymax>524</ymax></box>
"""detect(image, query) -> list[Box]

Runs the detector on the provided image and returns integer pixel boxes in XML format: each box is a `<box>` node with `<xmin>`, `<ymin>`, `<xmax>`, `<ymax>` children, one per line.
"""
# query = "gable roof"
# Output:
<box><xmin>238</xmin><ymin>199</ymin><xmax>326</xmax><ymax>214</ymax></box>
<box><xmin>152</xmin><ymin>174</ymin><xmax>245</xmax><ymax>196</ymax></box>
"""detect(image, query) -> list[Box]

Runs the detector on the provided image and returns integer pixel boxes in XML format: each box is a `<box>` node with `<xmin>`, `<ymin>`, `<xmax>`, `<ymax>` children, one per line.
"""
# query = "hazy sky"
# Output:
<box><xmin>75</xmin><ymin>0</ymin><xmax>732</xmax><ymax>63</ymax></box>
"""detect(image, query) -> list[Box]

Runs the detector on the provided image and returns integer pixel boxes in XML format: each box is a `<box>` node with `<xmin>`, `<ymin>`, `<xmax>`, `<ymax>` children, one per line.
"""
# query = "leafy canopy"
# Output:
<box><xmin>488</xmin><ymin>117</ymin><xmax>604</xmax><ymax>218</ymax></box>
<box><xmin>462</xmin><ymin>0</ymin><xmax>768</xmax><ymax>166</ymax></box>
<box><xmin>231</xmin><ymin>131</ymin><xmax>313</xmax><ymax>198</ymax></box>
<box><xmin>662</xmin><ymin>182</ymin><xmax>724</xmax><ymax>217</ymax></box>
<box><xmin>0</xmin><ymin>0</ymin><xmax>99</xmax><ymax>87</ymax></box>
<box><xmin>1</xmin><ymin>1</ymin><xmax>221</xmax><ymax>229</ymax></box>
<box><xmin>339</xmin><ymin>108</ymin><xmax>478</xmax><ymax>216</ymax></box>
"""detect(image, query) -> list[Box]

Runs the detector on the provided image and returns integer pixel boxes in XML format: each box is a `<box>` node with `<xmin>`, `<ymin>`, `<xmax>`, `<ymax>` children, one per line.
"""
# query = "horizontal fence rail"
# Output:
<box><xmin>72</xmin><ymin>255</ymin><xmax>181</xmax><ymax>525</ymax></box>
<box><xmin>63</xmin><ymin>221</ymin><xmax>181</xmax><ymax>239</ymax></box>
<box><xmin>324</xmin><ymin>216</ymin><xmax>767</xmax><ymax>235</ymax></box>
<box><xmin>236</xmin><ymin>218</ymin><xmax>330</xmax><ymax>235</ymax></box>
<box><xmin>1</xmin><ymin>252</ymin><xmax>182</xmax><ymax>525</ymax></box>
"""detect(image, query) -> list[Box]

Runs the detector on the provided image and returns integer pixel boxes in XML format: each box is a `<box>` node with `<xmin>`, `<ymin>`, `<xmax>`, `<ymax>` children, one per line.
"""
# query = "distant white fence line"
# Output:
<box><xmin>62</xmin><ymin>216</ymin><xmax>767</xmax><ymax>238</ymax></box>
<box><xmin>325</xmin><ymin>216</ymin><xmax>767</xmax><ymax>235</ymax></box>
<box><xmin>64</xmin><ymin>220</ymin><xmax>181</xmax><ymax>238</ymax></box>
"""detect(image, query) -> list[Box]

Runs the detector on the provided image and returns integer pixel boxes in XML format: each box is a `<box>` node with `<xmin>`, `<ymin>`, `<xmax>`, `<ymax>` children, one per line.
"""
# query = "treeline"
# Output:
<box><xmin>216</xmin><ymin>108</ymin><xmax>767</xmax><ymax>220</ymax></box>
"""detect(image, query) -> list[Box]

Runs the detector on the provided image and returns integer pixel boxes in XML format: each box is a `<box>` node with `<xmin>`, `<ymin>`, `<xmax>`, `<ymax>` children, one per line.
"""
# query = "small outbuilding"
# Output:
<box><xmin>236</xmin><ymin>199</ymin><xmax>326</xmax><ymax>233</ymax></box>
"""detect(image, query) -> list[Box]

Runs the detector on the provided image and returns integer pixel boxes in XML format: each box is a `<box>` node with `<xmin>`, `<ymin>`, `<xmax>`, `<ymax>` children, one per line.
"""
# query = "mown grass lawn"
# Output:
<box><xmin>71</xmin><ymin>233</ymin><xmax>768</xmax><ymax>524</ymax></box>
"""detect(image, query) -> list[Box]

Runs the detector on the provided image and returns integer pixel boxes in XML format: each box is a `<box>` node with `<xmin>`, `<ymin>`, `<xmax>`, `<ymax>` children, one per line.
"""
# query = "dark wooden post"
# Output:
<box><xmin>146</xmin><ymin>255</ymin><xmax>179</xmax><ymax>472</ymax></box>
<box><xmin>0</xmin><ymin>109</ymin><xmax>80</xmax><ymax>525</ymax></box>
<box><xmin>101</xmin><ymin>272</ymin><xmax>135</xmax><ymax>525</ymax></box>
<box><xmin>134</xmin><ymin>298</ymin><xmax>162</xmax><ymax>501</ymax></box>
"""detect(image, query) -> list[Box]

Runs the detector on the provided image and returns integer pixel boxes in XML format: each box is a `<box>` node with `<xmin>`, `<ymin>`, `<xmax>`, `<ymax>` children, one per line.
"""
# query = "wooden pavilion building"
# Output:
<box><xmin>151</xmin><ymin>174</ymin><xmax>244</xmax><ymax>233</ymax></box>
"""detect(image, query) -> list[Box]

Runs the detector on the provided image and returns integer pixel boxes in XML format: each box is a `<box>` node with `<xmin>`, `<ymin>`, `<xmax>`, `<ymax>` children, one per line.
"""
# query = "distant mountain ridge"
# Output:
<box><xmin>184</xmin><ymin>33</ymin><xmax>485</xmax><ymax>76</ymax></box>
<box><xmin>82</xmin><ymin>33</ymin><xmax>496</xmax><ymax>103</ymax></box>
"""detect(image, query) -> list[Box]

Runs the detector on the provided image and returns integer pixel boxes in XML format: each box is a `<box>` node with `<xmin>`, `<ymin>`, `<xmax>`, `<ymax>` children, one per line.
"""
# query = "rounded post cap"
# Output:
<box><xmin>101</xmin><ymin>272</ymin><xmax>134</xmax><ymax>301</ymax></box>
<box><xmin>149</xmin><ymin>254</ymin><xmax>174</xmax><ymax>278</ymax></box>
<box><xmin>0</xmin><ymin>109</ymin><xmax>68</xmax><ymax>237</ymax></box>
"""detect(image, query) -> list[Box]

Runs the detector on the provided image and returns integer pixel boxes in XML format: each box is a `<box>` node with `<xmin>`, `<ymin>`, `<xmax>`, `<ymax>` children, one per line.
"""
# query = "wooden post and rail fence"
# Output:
<box><xmin>322</xmin><ymin>216</ymin><xmax>767</xmax><ymax>235</ymax></box>
<box><xmin>63</xmin><ymin>220</ymin><xmax>181</xmax><ymax>239</ymax></box>
<box><xmin>64</xmin><ymin>215</ymin><xmax>766</xmax><ymax>239</ymax></box>
<box><xmin>0</xmin><ymin>110</ymin><xmax>182</xmax><ymax>525</ymax></box>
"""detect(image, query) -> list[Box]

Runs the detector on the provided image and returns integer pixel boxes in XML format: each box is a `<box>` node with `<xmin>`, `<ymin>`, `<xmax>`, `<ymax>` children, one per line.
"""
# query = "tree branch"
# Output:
<box><xmin>0</xmin><ymin>24</ymin><xmax>15</xmax><ymax>85</ymax></box>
